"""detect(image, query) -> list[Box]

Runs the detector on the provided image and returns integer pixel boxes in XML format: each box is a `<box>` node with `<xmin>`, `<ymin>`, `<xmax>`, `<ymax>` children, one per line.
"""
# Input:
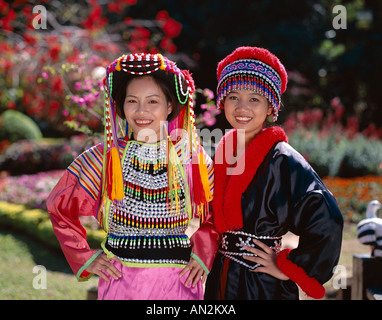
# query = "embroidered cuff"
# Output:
<box><xmin>276</xmin><ymin>248</ymin><xmax>325</xmax><ymax>299</ymax></box>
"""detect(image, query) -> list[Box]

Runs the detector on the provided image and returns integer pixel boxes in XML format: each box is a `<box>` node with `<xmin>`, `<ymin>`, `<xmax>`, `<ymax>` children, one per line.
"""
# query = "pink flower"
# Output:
<box><xmin>74</xmin><ymin>82</ymin><xmax>82</xmax><ymax>90</ymax></box>
<box><xmin>203</xmin><ymin>88</ymin><xmax>214</xmax><ymax>100</ymax></box>
<box><xmin>206</xmin><ymin>118</ymin><xmax>216</xmax><ymax>126</ymax></box>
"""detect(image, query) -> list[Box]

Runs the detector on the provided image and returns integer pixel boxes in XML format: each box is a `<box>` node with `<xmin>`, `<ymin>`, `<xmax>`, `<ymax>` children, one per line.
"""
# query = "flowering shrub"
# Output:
<box><xmin>0</xmin><ymin>200</ymin><xmax>105</xmax><ymax>250</ymax></box>
<box><xmin>322</xmin><ymin>175</ymin><xmax>382</xmax><ymax>223</ymax></box>
<box><xmin>283</xmin><ymin>97</ymin><xmax>382</xmax><ymax>139</ymax></box>
<box><xmin>0</xmin><ymin>134</ymin><xmax>99</xmax><ymax>175</ymax></box>
<box><xmin>288</xmin><ymin>128</ymin><xmax>382</xmax><ymax>177</ymax></box>
<box><xmin>0</xmin><ymin>1</ymin><xmax>188</xmax><ymax>136</ymax></box>
<box><xmin>284</xmin><ymin>97</ymin><xmax>382</xmax><ymax>177</ymax></box>
<box><xmin>0</xmin><ymin>170</ymin><xmax>64</xmax><ymax>210</ymax></box>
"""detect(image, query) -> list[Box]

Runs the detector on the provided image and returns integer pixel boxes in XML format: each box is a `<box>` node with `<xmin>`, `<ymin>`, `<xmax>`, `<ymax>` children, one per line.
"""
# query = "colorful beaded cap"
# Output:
<box><xmin>216</xmin><ymin>47</ymin><xmax>288</xmax><ymax>121</ymax></box>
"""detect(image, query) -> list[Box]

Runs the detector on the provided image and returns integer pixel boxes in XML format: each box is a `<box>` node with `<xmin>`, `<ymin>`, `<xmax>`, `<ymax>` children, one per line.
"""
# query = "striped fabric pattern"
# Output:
<box><xmin>67</xmin><ymin>143</ymin><xmax>104</xmax><ymax>201</ymax></box>
<box><xmin>66</xmin><ymin>138</ymin><xmax>214</xmax><ymax>203</ymax></box>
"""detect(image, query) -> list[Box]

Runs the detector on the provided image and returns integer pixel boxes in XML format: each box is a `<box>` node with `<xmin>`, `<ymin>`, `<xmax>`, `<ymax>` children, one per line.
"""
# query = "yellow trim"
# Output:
<box><xmin>157</xmin><ymin>53</ymin><xmax>165</xmax><ymax>70</ymax></box>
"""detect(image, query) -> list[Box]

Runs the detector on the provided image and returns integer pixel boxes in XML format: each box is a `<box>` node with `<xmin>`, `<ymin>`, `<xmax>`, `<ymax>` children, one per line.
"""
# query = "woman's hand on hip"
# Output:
<box><xmin>243</xmin><ymin>239</ymin><xmax>289</xmax><ymax>281</ymax></box>
<box><xmin>85</xmin><ymin>253</ymin><xmax>122</xmax><ymax>282</ymax></box>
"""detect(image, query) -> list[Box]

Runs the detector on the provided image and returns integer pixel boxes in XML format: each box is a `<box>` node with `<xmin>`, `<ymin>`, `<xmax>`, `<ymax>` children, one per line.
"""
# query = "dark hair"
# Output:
<box><xmin>112</xmin><ymin>71</ymin><xmax>187</xmax><ymax>122</ymax></box>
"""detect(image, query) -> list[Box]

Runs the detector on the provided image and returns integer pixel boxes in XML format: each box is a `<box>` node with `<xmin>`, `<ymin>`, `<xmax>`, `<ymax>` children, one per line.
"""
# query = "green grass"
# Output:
<box><xmin>0</xmin><ymin>227</ymin><xmax>99</xmax><ymax>300</ymax></box>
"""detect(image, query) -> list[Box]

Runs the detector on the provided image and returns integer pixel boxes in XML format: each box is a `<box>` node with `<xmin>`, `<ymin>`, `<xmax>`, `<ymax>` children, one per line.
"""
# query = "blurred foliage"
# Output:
<box><xmin>284</xmin><ymin>97</ymin><xmax>382</xmax><ymax>177</ymax></box>
<box><xmin>0</xmin><ymin>109</ymin><xmax>43</xmax><ymax>142</ymax></box>
<box><xmin>0</xmin><ymin>135</ymin><xmax>100</xmax><ymax>175</ymax></box>
<box><xmin>0</xmin><ymin>201</ymin><xmax>104</xmax><ymax>250</ymax></box>
<box><xmin>288</xmin><ymin>128</ymin><xmax>382</xmax><ymax>177</ymax></box>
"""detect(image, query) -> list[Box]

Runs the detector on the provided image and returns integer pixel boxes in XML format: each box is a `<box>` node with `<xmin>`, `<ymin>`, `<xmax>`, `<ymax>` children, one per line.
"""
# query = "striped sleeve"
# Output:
<box><xmin>67</xmin><ymin>143</ymin><xmax>104</xmax><ymax>201</ymax></box>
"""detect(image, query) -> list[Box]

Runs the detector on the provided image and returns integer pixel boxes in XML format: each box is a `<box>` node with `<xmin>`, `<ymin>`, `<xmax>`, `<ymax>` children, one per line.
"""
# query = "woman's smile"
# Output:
<box><xmin>234</xmin><ymin>116</ymin><xmax>253</xmax><ymax>124</ymax></box>
<box><xmin>134</xmin><ymin>118</ymin><xmax>154</xmax><ymax>127</ymax></box>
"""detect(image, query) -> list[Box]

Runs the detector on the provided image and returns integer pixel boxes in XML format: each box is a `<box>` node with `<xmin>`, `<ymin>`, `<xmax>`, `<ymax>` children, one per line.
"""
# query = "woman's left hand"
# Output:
<box><xmin>179</xmin><ymin>257</ymin><xmax>206</xmax><ymax>288</ymax></box>
<box><xmin>243</xmin><ymin>239</ymin><xmax>289</xmax><ymax>281</ymax></box>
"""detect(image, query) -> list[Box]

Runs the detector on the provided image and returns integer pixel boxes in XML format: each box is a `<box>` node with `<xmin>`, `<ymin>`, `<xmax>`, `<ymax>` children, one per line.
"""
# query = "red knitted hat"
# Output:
<box><xmin>216</xmin><ymin>46</ymin><xmax>288</xmax><ymax>121</ymax></box>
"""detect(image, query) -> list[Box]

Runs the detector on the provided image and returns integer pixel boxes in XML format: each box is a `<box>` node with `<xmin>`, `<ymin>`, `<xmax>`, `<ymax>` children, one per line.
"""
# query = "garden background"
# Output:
<box><xmin>0</xmin><ymin>0</ymin><xmax>382</xmax><ymax>300</ymax></box>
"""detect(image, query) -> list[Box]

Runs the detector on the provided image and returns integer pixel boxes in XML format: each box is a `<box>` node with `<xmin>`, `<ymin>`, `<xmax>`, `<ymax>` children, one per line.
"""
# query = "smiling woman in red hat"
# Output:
<box><xmin>204</xmin><ymin>46</ymin><xmax>343</xmax><ymax>300</ymax></box>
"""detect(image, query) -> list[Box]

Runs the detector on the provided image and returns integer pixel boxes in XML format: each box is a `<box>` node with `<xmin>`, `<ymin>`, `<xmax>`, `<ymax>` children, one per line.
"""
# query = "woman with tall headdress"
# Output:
<box><xmin>47</xmin><ymin>53</ymin><xmax>218</xmax><ymax>300</ymax></box>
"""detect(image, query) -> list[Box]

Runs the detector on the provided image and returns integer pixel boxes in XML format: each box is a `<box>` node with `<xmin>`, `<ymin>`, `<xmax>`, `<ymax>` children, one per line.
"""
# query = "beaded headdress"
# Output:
<box><xmin>216</xmin><ymin>46</ymin><xmax>288</xmax><ymax>121</ymax></box>
<box><xmin>102</xmin><ymin>53</ymin><xmax>211</xmax><ymax>217</ymax></box>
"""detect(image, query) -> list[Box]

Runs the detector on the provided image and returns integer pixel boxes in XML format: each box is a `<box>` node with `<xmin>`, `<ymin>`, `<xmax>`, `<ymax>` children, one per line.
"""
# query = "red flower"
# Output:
<box><xmin>52</xmin><ymin>77</ymin><xmax>64</xmax><ymax>94</ymax></box>
<box><xmin>156</xmin><ymin>10</ymin><xmax>169</xmax><ymax>21</ymax></box>
<box><xmin>23</xmin><ymin>32</ymin><xmax>38</xmax><ymax>45</ymax></box>
<box><xmin>50</xmin><ymin>100</ymin><xmax>60</xmax><ymax>110</ymax></box>
<box><xmin>48</xmin><ymin>44</ymin><xmax>61</xmax><ymax>62</ymax></box>
<box><xmin>82</xmin><ymin>5</ymin><xmax>108</xmax><ymax>31</ymax></box>
<box><xmin>7</xmin><ymin>101</ymin><xmax>16</xmax><ymax>110</ymax></box>
<box><xmin>0</xmin><ymin>8</ymin><xmax>16</xmax><ymax>31</ymax></box>
<box><xmin>0</xmin><ymin>42</ymin><xmax>11</xmax><ymax>52</ymax></box>
<box><xmin>131</xmin><ymin>26</ymin><xmax>150</xmax><ymax>39</ymax></box>
<box><xmin>22</xmin><ymin>92</ymin><xmax>32</xmax><ymax>106</ymax></box>
<box><xmin>124</xmin><ymin>17</ymin><xmax>133</xmax><ymax>25</ymax></box>
<box><xmin>0</xmin><ymin>0</ymin><xmax>8</xmax><ymax>14</ymax></box>
<box><xmin>92</xmin><ymin>41</ymin><xmax>120</xmax><ymax>54</ymax></box>
<box><xmin>107</xmin><ymin>2</ymin><xmax>122</xmax><ymax>14</ymax></box>
<box><xmin>162</xmin><ymin>18</ymin><xmax>182</xmax><ymax>38</ymax></box>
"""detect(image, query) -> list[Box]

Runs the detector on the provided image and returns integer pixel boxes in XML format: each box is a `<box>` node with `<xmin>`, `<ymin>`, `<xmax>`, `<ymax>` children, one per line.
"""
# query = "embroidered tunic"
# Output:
<box><xmin>47</xmin><ymin>137</ymin><xmax>215</xmax><ymax>299</ymax></box>
<box><xmin>103</xmin><ymin>140</ymin><xmax>191</xmax><ymax>267</ymax></box>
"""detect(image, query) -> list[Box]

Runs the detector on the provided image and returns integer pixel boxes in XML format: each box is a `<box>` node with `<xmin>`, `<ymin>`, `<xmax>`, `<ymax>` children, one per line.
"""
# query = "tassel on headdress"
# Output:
<box><xmin>102</xmin><ymin>73</ymin><xmax>124</xmax><ymax>201</ymax></box>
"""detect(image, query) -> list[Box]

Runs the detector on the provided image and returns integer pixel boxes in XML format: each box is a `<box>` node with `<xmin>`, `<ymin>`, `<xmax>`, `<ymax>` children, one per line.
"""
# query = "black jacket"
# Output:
<box><xmin>205</xmin><ymin>138</ymin><xmax>343</xmax><ymax>300</ymax></box>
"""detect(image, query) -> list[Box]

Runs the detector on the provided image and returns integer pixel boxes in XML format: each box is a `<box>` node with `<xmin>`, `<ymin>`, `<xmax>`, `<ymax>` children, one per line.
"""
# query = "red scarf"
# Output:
<box><xmin>213</xmin><ymin>126</ymin><xmax>288</xmax><ymax>233</ymax></box>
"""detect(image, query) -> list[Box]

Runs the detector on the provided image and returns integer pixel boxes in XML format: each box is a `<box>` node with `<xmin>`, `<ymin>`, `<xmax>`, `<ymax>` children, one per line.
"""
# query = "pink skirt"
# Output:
<box><xmin>97</xmin><ymin>259</ymin><xmax>203</xmax><ymax>300</ymax></box>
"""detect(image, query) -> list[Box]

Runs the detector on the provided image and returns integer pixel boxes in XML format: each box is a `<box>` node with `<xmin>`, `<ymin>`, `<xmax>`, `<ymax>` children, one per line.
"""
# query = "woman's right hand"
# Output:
<box><xmin>85</xmin><ymin>253</ymin><xmax>122</xmax><ymax>282</ymax></box>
